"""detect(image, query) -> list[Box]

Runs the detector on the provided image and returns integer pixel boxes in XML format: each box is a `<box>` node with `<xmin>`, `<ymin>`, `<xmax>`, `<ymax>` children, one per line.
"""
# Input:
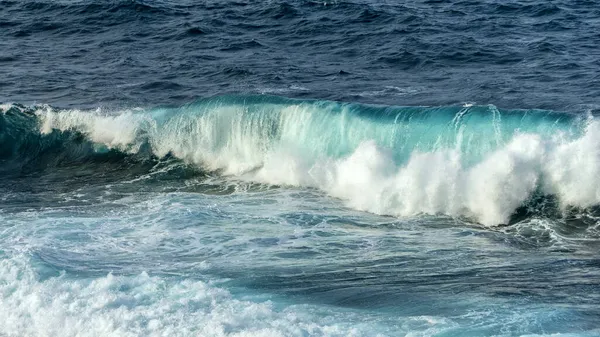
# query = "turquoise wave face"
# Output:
<box><xmin>146</xmin><ymin>95</ymin><xmax>584</xmax><ymax>166</ymax></box>
<box><xmin>0</xmin><ymin>95</ymin><xmax>585</xmax><ymax>166</ymax></box>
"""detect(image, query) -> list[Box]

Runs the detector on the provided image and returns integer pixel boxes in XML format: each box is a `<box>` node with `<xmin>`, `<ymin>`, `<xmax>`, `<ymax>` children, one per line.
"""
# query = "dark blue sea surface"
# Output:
<box><xmin>2</xmin><ymin>0</ymin><xmax>600</xmax><ymax>110</ymax></box>
<box><xmin>1</xmin><ymin>1</ymin><xmax>600</xmax><ymax>336</ymax></box>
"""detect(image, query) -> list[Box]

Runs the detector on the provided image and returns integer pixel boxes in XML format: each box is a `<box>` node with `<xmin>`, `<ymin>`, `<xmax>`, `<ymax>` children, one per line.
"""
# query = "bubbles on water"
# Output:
<box><xmin>0</xmin><ymin>255</ymin><xmax>387</xmax><ymax>337</ymax></box>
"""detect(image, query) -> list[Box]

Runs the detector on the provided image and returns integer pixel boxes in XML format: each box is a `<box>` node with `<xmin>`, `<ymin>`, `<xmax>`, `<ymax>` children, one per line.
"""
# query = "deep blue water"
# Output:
<box><xmin>2</xmin><ymin>0</ymin><xmax>600</xmax><ymax>110</ymax></box>
<box><xmin>1</xmin><ymin>1</ymin><xmax>600</xmax><ymax>336</ymax></box>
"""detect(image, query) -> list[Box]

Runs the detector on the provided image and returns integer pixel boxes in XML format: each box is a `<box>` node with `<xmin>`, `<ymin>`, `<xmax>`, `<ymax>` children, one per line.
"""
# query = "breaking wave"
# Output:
<box><xmin>1</xmin><ymin>95</ymin><xmax>599</xmax><ymax>225</ymax></box>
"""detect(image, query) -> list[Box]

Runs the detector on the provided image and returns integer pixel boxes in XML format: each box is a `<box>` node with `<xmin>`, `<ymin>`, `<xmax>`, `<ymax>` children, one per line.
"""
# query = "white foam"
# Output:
<box><xmin>0</xmin><ymin>103</ymin><xmax>20</xmax><ymax>114</ymax></box>
<box><xmin>259</xmin><ymin>126</ymin><xmax>600</xmax><ymax>226</ymax></box>
<box><xmin>0</xmin><ymin>255</ymin><xmax>389</xmax><ymax>337</ymax></box>
<box><xmin>543</xmin><ymin>119</ymin><xmax>600</xmax><ymax>207</ymax></box>
<box><xmin>36</xmin><ymin>107</ymin><xmax>148</xmax><ymax>152</ymax></box>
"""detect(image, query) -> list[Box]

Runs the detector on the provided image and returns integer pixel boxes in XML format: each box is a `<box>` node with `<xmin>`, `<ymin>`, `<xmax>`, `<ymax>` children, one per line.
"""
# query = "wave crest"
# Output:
<box><xmin>1</xmin><ymin>96</ymin><xmax>598</xmax><ymax>225</ymax></box>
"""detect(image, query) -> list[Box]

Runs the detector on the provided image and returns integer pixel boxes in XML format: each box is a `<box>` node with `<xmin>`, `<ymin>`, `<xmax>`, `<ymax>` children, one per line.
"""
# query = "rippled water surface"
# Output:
<box><xmin>1</xmin><ymin>1</ymin><xmax>600</xmax><ymax>336</ymax></box>
<box><xmin>2</xmin><ymin>0</ymin><xmax>600</xmax><ymax>109</ymax></box>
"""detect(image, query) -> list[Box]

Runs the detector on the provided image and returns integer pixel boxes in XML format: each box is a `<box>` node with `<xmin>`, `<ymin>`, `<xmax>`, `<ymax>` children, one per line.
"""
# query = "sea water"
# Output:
<box><xmin>1</xmin><ymin>1</ymin><xmax>600</xmax><ymax>336</ymax></box>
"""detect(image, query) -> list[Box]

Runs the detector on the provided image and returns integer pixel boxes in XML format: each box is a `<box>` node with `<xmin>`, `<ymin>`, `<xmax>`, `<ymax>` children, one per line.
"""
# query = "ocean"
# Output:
<box><xmin>1</xmin><ymin>1</ymin><xmax>600</xmax><ymax>336</ymax></box>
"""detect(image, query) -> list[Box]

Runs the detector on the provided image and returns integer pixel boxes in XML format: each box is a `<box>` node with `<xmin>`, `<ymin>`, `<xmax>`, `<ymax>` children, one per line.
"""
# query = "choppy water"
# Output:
<box><xmin>1</xmin><ymin>1</ymin><xmax>600</xmax><ymax>336</ymax></box>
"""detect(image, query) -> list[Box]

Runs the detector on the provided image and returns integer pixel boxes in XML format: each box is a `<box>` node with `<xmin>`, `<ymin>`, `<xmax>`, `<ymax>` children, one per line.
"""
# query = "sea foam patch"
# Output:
<box><xmin>0</xmin><ymin>255</ymin><xmax>398</xmax><ymax>337</ymax></box>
